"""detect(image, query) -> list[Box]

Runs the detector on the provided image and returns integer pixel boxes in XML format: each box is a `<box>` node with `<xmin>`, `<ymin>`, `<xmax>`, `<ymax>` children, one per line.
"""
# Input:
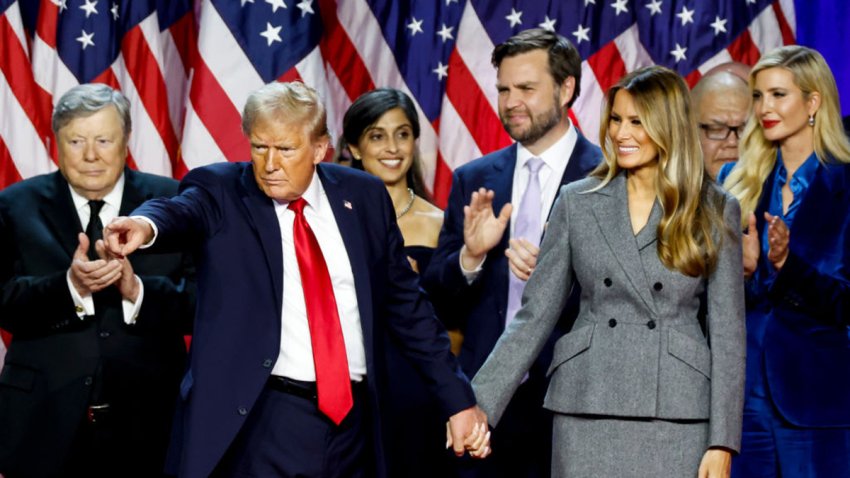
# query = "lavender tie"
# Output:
<box><xmin>506</xmin><ymin>157</ymin><xmax>544</xmax><ymax>326</ymax></box>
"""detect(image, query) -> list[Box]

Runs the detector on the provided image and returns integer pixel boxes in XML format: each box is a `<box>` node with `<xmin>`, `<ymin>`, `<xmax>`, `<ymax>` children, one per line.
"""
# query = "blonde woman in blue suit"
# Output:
<box><xmin>473</xmin><ymin>66</ymin><xmax>746</xmax><ymax>477</ymax></box>
<box><xmin>719</xmin><ymin>45</ymin><xmax>850</xmax><ymax>478</ymax></box>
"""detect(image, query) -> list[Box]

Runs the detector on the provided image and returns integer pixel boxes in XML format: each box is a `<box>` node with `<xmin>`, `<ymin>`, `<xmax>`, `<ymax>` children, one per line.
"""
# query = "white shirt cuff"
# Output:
<box><xmin>67</xmin><ymin>269</ymin><xmax>94</xmax><ymax>319</ymax></box>
<box><xmin>459</xmin><ymin>245</ymin><xmax>485</xmax><ymax>285</ymax></box>
<box><xmin>131</xmin><ymin>216</ymin><xmax>158</xmax><ymax>249</ymax></box>
<box><xmin>122</xmin><ymin>275</ymin><xmax>144</xmax><ymax>325</ymax></box>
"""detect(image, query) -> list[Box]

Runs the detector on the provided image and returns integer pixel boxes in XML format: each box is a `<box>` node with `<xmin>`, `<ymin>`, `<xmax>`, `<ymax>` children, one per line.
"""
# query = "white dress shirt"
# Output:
<box><xmin>270</xmin><ymin>173</ymin><xmax>367</xmax><ymax>382</ymax></box>
<box><xmin>65</xmin><ymin>173</ymin><xmax>144</xmax><ymax>324</ymax></box>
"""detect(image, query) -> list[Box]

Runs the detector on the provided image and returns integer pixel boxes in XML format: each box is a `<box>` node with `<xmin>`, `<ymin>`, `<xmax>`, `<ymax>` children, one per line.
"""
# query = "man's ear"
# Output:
<box><xmin>313</xmin><ymin>138</ymin><xmax>330</xmax><ymax>165</ymax></box>
<box><xmin>560</xmin><ymin>76</ymin><xmax>576</xmax><ymax>109</ymax></box>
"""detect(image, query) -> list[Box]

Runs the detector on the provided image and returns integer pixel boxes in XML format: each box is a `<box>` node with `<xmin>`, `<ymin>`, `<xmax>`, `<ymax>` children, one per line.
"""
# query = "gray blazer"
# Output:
<box><xmin>472</xmin><ymin>172</ymin><xmax>746</xmax><ymax>451</ymax></box>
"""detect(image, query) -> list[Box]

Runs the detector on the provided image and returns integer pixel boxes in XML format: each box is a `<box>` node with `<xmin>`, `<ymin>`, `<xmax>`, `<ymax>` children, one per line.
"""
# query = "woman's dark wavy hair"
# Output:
<box><xmin>337</xmin><ymin>88</ymin><xmax>431</xmax><ymax>201</ymax></box>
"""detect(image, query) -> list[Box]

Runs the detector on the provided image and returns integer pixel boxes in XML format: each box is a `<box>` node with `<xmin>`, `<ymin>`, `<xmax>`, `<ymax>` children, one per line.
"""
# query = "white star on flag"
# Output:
<box><xmin>573</xmin><ymin>24</ymin><xmax>590</xmax><ymax>44</ymax></box>
<box><xmin>437</xmin><ymin>24</ymin><xmax>454</xmax><ymax>42</ymax></box>
<box><xmin>407</xmin><ymin>17</ymin><xmax>424</xmax><ymax>36</ymax></box>
<box><xmin>611</xmin><ymin>0</ymin><xmax>629</xmax><ymax>15</ymax></box>
<box><xmin>296</xmin><ymin>0</ymin><xmax>314</xmax><ymax>17</ymax></box>
<box><xmin>260</xmin><ymin>22</ymin><xmax>283</xmax><ymax>46</ymax></box>
<box><xmin>677</xmin><ymin>6</ymin><xmax>695</xmax><ymax>26</ymax></box>
<box><xmin>711</xmin><ymin>16</ymin><xmax>728</xmax><ymax>35</ymax></box>
<box><xmin>505</xmin><ymin>8</ymin><xmax>522</xmax><ymax>27</ymax></box>
<box><xmin>265</xmin><ymin>0</ymin><xmax>287</xmax><ymax>13</ymax></box>
<box><xmin>433</xmin><ymin>62</ymin><xmax>448</xmax><ymax>80</ymax></box>
<box><xmin>80</xmin><ymin>0</ymin><xmax>98</xmax><ymax>18</ymax></box>
<box><xmin>670</xmin><ymin>43</ymin><xmax>687</xmax><ymax>62</ymax></box>
<box><xmin>645</xmin><ymin>0</ymin><xmax>662</xmax><ymax>16</ymax></box>
<box><xmin>539</xmin><ymin>16</ymin><xmax>557</xmax><ymax>32</ymax></box>
<box><xmin>76</xmin><ymin>30</ymin><xmax>95</xmax><ymax>49</ymax></box>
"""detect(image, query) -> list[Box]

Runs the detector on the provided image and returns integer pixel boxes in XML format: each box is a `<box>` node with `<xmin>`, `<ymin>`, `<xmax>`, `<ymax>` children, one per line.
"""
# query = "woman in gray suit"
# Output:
<box><xmin>472</xmin><ymin>66</ymin><xmax>746</xmax><ymax>477</ymax></box>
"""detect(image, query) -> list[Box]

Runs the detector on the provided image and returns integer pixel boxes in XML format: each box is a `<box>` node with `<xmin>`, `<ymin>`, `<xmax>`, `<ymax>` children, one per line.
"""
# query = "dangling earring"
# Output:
<box><xmin>808</xmin><ymin>114</ymin><xmax>815</xmax><ymax>126</ymax></box>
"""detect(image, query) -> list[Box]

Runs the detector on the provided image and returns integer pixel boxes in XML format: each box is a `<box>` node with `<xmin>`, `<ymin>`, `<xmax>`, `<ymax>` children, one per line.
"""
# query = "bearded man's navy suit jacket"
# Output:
<box><xmin>136</xmin><ymin>161</ymin><xmax>474</xmax><ymax>478</ymax></box>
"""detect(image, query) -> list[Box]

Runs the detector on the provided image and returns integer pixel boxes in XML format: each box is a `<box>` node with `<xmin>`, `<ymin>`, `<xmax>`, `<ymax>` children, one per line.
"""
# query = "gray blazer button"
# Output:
<box><xmin>84</xmin><ymin>377</ymin><xmax>93</xmax><ymax>386</ymax></box>
<box><xmin>237</xmin><ymin>407</ymin><xmax>248</xmax><ymax>416</ymax></box>
<box><xmin>647</xmin><ymin>320</ymin><xmax>657</xmax><ymax>330</ymax></box>
<box><xmin>262</xmin><ymin>359</ymin><xmax>273</xmax><ymax>368</ymax></box>
<box><xmin>604</xmin><ymin>278</ymin><xmax>612</xmax><ymax>287</ymax></box>
<box><xmin>653</xmin><ymin>282</ymin><xmax>663</xmax><ymax>291</ymax></box>
<box><xmin>608</xmin><ymin>318</ymin><xmax>617</xmax><ymax>328</ymax></box>
<box><xmin>99</xmin><ymin>331</ymin><xmax>111</xmax><ymax>338</ymax></box>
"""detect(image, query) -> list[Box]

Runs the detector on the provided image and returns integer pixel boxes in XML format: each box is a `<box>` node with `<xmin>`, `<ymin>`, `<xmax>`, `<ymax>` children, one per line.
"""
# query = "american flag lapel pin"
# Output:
<box><xmin>343</xmin><ymin>200</ymin><xmax>353</xmax><ymax>210</ymax></box>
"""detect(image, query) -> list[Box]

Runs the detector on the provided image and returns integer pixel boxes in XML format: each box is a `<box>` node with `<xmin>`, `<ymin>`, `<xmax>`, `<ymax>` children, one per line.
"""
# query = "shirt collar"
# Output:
<box><xmin>775</xmin><ymin>150</ymin><xmax>819</xmax><ymax>192</ymax></box>
<box><xmin>277</xmin><ymin>167</ymin><xmax>324</xmax><ymax>212</ymax></box>
<box><xmin>68</xmin><ymin>172</ymin><xmax>125</xmax><ymax>213</ymax></box>
<box><xmin>516</xmin><ymin>118</ymin><xmax>577</xmax><ymax>171</ymax></box>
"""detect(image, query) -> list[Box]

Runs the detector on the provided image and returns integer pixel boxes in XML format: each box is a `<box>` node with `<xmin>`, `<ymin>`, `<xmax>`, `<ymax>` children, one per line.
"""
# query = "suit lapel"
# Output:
<box><xmin>39</xmin><ymin>172</ymin><xmax>84</xmax><ymax>259</ymax></box>
<box><xmin>119</xmin><ymin>168</ymin><xmax>153</xmax><ymax>214</ymax></box>
<box><xmin>784</xmin><ymin>159</ymin><xmax>850</xmax><ymax>254</ymax></box>
<box><xmin>317</xmin><ymin>165</ymin><xmax>375</xmax><ymax>361</ymax></box>
<box><xmin>487</xmin><ymin>146</ymin><xmax>517</xmax><ymax>321</ymax></box>
<box><xmin>590</xmin><ymin>173</ymin><xmax>657</xmax><ymax>313</ymax></box>
<box><xmin>238</xmin><ymin>164</ymin><xmax>284</xmax><ymax>315</ymax></box>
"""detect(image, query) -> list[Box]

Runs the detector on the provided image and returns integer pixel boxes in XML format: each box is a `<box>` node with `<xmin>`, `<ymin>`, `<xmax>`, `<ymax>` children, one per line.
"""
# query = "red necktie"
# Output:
<box><xmin>288</xmin><ymin>198</ymin><xmax>352</xmax><ymax>425</ymax></box>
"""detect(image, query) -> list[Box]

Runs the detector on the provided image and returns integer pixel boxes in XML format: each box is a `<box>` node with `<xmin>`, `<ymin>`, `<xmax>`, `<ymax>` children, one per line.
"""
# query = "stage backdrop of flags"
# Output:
<box><xmin>0</xmin><ymin>0</ymin><xmax>817</xmax><ymax>358</ymax></box>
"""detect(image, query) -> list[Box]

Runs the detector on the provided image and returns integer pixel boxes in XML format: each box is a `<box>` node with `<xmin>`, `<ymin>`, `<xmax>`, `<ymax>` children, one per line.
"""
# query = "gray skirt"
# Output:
<box><xmin>553</xmin><ymin>414</ymin><xmax>709</xmax><ymax>478</ymax></box>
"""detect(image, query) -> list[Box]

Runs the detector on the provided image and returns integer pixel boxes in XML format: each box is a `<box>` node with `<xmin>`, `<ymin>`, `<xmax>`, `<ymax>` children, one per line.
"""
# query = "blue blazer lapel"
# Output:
<box><xmin>238</xmin><ymin>164</ymin><xmax>284</xmax><ymax>316</ymax></box>
<box><xmin>785</xmin><ymin>160</ymin><xmax>850</xmax><ymax>261</ymax></box>
<box><xmin>487</xmin><ymin>145</ymin><xmax>517</xmax><ymax>320</ymax></box>
<box><xmin>591</xmin><ymin>173</ymin><xmax>657</xmax><ymax>314</ymax></box>
<box><xmin>317</xmin><ymin>165</ymin><xmax>375</xmax><ymax>359</ymax></box>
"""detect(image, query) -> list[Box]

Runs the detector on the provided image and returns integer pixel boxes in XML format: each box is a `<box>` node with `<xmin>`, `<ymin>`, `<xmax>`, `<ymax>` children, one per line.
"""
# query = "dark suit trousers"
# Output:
<box><xmin>213</xmin><ymin>379</ymin><xmax>371</xmax><ymax>478</ymax></box>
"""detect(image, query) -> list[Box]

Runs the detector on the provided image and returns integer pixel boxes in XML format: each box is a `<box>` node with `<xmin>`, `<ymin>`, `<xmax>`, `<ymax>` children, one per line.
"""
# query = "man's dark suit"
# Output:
<box><xmin>423</xmin><ymin>132</ymin><xmax>601</xmax><ymax>477</ymax></box>
<box><xmin>134</xmin><ymin>161</ymin><xmax>475</xmax><ymax>478</ymax></box>
<box><xmin>0</xmin><ymin>169</ymin><xmax>194</xmax><ymax>477</ymax></box>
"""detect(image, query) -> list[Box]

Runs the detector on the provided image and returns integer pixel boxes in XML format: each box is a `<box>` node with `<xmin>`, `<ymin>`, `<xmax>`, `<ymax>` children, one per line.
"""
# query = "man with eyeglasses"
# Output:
<box><xmin>692</xmin><ymin>70</ymin><xmax>751</xmax><ymax>179</ymax></box>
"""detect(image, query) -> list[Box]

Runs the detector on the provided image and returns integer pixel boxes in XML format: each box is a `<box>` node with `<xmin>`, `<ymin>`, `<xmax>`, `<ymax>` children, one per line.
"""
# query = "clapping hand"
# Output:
<box><xmin>764</xmin><ymin>212</ymin><xmax>789</xmax><ymax>271</ymax></box>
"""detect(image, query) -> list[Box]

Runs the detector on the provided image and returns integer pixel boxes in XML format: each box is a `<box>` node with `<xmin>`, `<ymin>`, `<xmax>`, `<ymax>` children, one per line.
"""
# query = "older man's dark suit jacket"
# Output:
<box><xmin>135</xmin><ymin>161</ymin><xmax>475</xmax><ymax>478</ymax></box>
<box><xmin>423</xmin><ymin>132</ymin><xmax>601</xmax><ymax>477</ymax></box>
<box><xmin>0</xmin><ymin>169</ymin><xmax>194</xmax><ymax>477</ymax></box>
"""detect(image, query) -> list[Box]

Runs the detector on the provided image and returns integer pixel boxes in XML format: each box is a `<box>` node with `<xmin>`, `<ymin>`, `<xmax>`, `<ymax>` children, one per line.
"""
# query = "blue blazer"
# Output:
<box><xmin>722</xmin><ymin>159</ymin><xmax>850</xmax><ymax>427</ymax></box>
<box><xmin>136</xmin><ymin>162</ymin><xmax>475</xmax><ymax>478</ymax></box>
<box><xmin>423</xmin><ymin>133</ymin><xmax>601</xmax><ymax>382</ymax></box>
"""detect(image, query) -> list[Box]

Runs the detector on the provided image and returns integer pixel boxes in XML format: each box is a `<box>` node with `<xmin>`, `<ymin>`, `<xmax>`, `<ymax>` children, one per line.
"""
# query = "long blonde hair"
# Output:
<box><xmin>723</xmin><ymin>46</ymin><xmax>850</xmax><ymax>225</ymax></box>
<box><xmin>594</xmin><ymin>65</ymin><xmax>726</xmax><ymax>277</ymax></box>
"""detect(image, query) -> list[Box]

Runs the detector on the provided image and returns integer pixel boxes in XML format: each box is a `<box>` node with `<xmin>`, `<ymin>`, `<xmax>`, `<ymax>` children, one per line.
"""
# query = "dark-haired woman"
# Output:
<box><xmin>338</xmin><ymin>88</ymin><xmax>457</xmax><ymax>477</ymax></box>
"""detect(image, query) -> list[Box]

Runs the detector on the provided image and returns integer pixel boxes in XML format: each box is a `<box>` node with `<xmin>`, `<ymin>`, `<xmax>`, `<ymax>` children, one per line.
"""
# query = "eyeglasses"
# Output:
<box><xmin>698</xmin><ymin>123</ymin><xmax>744</xmax><ymax>141</ymax></box>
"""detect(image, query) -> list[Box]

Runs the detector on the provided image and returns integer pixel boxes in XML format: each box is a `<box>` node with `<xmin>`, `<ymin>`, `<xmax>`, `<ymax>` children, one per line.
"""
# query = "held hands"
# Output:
<box><xmin>462</xmin><ymin>188</ymin><xmax>512</xmax><ymax>270</ymax></box>
<box><xmin>764</xmin><ymin>212</ymin><xmax>789</xmax><ymax>271</ymax></box>
<box><xmin>445</xmin><ymin>405</ymin><xmax>492</xmax><ymax>459</ymax></box>
<box><xmin>698</xmin><ymin>448</ymin><xmax>732</xmax><ymax>478</ymax></box>
<box><xmin>506</xmin><ymin>238</ymin><xmax>539</xmax><ymax>281</ymax></box>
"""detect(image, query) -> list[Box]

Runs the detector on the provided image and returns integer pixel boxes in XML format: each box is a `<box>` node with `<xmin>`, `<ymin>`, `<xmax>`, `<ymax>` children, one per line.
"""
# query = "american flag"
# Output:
<box><xmin>0</xmin><ymin>0</ymin><xmax>797</xmax><ymax>355</ymax></box>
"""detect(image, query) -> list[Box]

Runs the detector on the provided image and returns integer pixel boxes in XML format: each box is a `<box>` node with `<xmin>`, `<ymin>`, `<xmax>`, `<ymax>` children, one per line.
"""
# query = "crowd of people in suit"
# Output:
<box><xmin>0</xmin><ymin>25</ymin><xmax>848</xmax><ymax>478</ymax></box>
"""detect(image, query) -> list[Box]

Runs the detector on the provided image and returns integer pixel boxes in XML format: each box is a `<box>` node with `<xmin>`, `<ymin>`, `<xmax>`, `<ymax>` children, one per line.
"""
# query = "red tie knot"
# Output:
<box><xmin>288</xmin><ymin>197</ymin><xmax>308</xmax><ymax>215</ymax></box>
